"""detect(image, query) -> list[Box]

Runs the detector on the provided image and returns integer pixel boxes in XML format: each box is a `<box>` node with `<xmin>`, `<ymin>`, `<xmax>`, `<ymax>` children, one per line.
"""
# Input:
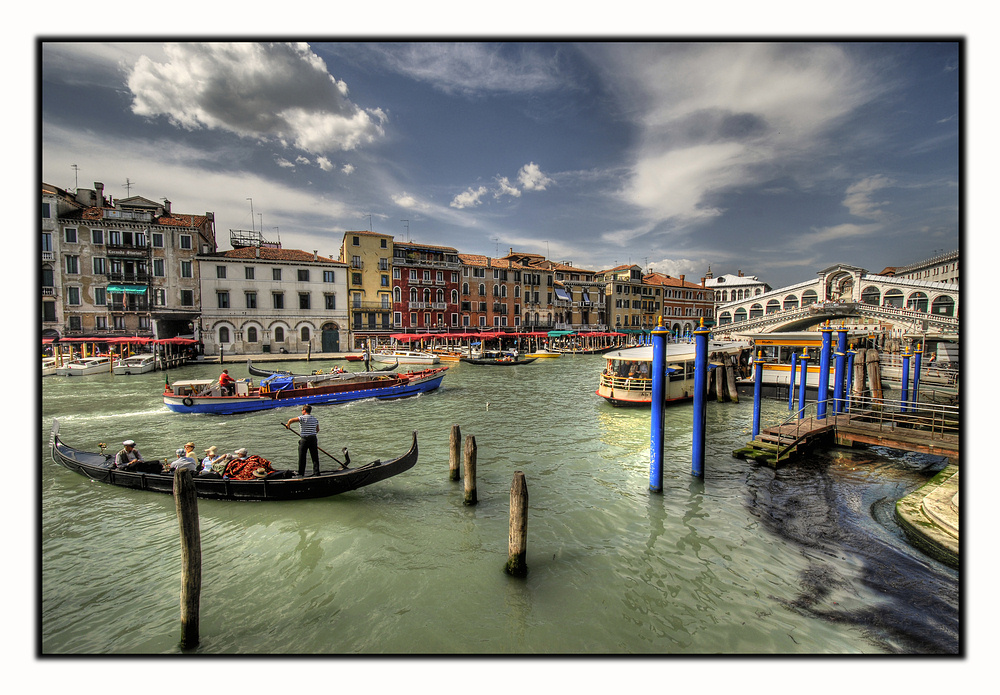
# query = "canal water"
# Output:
<box><xmin>39</xmin><ymin>356</ymin><xmax>958</xmax><ymax>655</ymax></box>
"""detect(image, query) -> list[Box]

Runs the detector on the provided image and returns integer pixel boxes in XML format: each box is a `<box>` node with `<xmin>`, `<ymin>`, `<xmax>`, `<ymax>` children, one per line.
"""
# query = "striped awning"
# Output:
<box><xmin>106</xmin><ymin>285</ymin><xmax>147</xmax><ymax>295</ymax></box>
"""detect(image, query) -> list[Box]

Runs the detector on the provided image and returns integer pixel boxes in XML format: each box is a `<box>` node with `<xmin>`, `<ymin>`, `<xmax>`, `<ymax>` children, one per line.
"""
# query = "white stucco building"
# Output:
<box><xmin>198</xmin><ymin>246</ymin><xmax>349</xmax><ymax>356</ymax></box>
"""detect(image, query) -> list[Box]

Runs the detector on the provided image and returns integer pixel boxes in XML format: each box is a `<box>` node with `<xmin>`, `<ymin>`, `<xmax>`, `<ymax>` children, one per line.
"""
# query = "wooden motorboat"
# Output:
<box><xmin>49</xmin><ymin>419</ymin><xmax>418</xmax><ymax>501</ymax></box>
<box><xmin>371</xmin><ymin>350</ymin><xmax>440</xmax><ymax>365</ymax></box>
<box><xmin>55</xmin><ymin>356</ymin><xmax>114</xmax><ymax>376</ymax></box>
<box><xmin>246</xmin><ymin>359</ymin><xmax>396</xmax><ymax>378</ymax></box>
<box><xmin>42</xmin><ymin>357</ymin><xmax>58</xmax><ymax>376</ymax></box>
<box><xmin>164</xmin><ymin>367</ymin><xmax>448</xmax><ymax>415</ymax></box>
<box><xmin>523</xmin><ymin>349</ymin><xmax>561</xmax><ymax>359</ymax></box>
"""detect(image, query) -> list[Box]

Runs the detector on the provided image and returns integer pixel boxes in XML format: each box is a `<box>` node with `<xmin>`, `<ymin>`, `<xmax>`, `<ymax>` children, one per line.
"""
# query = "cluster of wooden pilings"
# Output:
<box><xmin>708</xmin><ymin>352</ymin><xmax>740</xmax><ymax>403</ymax></box>
<box><xmin>450</xmin><ymin>424</ymin><xmax>528</xmax><ymax>577</ymax></box>
<box><xmin>853</xmin><ymin>347</ymin><xmax>884</xmax><ymax>401</ymax></box>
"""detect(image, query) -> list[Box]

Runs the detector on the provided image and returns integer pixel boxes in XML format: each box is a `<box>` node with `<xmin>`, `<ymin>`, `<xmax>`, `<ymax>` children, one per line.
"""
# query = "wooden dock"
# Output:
<box><xmin>733</xmin><ymin>405</ymin><xmax>959</xmax><ymax>467</ymax></box>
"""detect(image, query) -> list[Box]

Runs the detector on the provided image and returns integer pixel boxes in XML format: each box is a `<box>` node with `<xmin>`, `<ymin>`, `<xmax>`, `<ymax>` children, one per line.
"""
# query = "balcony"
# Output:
<box><xmin>106</xmin><ymin>272</ymin><xmax>150</xmax><ymax>284</ymax></box>
<box><xmin>109</xmin><ymin>300</ymin><xmax>151</xmax><ymax>312</ymax></box>
<box><xmin>42</xmin><ymin>251</ymin><xmax>54</xmax><ymax>262</ymax></box>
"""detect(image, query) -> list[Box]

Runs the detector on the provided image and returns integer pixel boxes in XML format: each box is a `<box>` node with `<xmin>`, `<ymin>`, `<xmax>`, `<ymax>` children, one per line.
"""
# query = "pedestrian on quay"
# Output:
<box><xmin>286</xmin><ymin>404</ymin><xmax>322</xmax><ymax>477</ymax></box>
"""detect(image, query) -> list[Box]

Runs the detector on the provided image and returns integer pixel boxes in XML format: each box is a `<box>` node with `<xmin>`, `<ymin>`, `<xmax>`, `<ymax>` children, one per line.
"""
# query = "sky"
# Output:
<box><xmin>39</xmin><ymin>40</ymin><xmax>961</xmax><ymax>291</ymax></box>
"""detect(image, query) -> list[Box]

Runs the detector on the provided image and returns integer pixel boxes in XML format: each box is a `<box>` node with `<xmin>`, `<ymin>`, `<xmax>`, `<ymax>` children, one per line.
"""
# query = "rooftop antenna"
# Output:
<box><xmin>122</xmin><ymin>178</ymin><xmax>135</xmax><ymax>196</ymax></box>
<box><xmin>493</xmin><ymin>236</ymin><xmax>500</xmax><ymax>257</ymax></box>
<box><xmin>258</xmin><ymin>213</ymin><xmax>262</xmax><ymax>235</ymax></box>
<box><xmin>246</xmin><ymin>198</ymin><xmax>254</xmax><ymax>233</ymax></box>
<box><xmin>401</xmin><ymin>219</ymin><xmax>409</xmax><ymax>242</ymax></box>
<box><xmin>71</xmin><ymin>164</ymin><xmax>79</xmax><ymax>191</ymax></box>
<box><xmin>274</xmin><ymin>227</ymin><xmax>280</xmax><ymax>245</ymax></box>
<box><xmin>367</xmin><ymin>214</ymin><xmax>373</xmax><ymax>232</ymax></box>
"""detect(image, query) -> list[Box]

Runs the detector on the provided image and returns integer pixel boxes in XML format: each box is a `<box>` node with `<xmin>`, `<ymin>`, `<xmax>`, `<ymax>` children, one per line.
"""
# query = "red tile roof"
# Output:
<box><xmin>209</xmin><ymin>247</ymin><xmax>345</xmax><ymax>264</ymax></box>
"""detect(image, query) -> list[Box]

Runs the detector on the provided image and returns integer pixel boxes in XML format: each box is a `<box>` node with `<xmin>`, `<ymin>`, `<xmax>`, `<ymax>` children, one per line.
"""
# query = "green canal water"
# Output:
<box><xmin>39</xmin><ymin>356</ymin><xmax>958</xmax><ymax>655</ymax></box>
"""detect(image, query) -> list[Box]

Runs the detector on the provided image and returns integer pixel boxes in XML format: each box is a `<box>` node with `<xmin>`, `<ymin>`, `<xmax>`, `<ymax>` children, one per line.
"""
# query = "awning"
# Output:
<box><xmin>553</xmin><ymin>288</ymin><xmax>571</xmax><ymax>302</ymax></box>
<box><xmin>106</xmin><ymin>285</ymin><xmax>147</xmax><ymax>295</ymax></box>
<box><xmin>548</xmin><ymin>330</ymin><xmax>575</xmax><ymax>337</ymax></box>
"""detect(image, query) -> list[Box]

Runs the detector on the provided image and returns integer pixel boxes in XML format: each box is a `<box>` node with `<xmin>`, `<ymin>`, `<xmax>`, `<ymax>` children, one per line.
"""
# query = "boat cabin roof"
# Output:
<box><xmin>171</xmin><ymin>379</ymin><xmax>215</xmax><ymax>388</ymax></box>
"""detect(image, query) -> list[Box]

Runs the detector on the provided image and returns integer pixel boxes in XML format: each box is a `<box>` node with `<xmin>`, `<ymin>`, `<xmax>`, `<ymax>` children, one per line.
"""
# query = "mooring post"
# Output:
<box><xmin>845</xmin><ymin>347</ymin><xmax>856</xmax><ymax>412</ymax></box>
<box><xmin>463</xmin><ymin>435</ymin><xmax>478</xmax><ymax>505</ymax></box>
<box><xmin>834</xmin><ymin>325</ymin><xmax>848</xmax><ymax>413</ymax></box>
<box><xmin>788</xmin><ymin>348</ymin><xmax>798</xmax><ymax>411</ymax></box>
<box><xmin>649</xmin><ymin>319</ymin><xmax>668</xmax><ymax>493</ymax></box>
<box><xmin>797</xmin><ymin>350</ymin><xmax>809</xmax><ymax>420</ymax></box>
<box><xmin>505</xmin><ymin>471</ymin><xmax>528</xmax><ymax>577</ymax></box>
<box><xmin>912</xmin><ymin>343</ymin><xmax>923</xmax><ymax>408</ymax></box>
<box><xmin>174</xmin><ymin>469</ymin><xmax>202</xmax><ymax>649</ymax></box>
<box><xmin>900</xmin><ymin>350</ymin><xmax>911</xmax><ymax>413</ymax></box>
<box><xmin>752</xmin><ymin>351</ymin><xmax>763</xmax><ymax>440</ymax></box>
<box><xmin>449</xmin><ymin>424</ymin><xmax>461</xmax><ymax>481</ymax></box>
<box><xmin>691</xmin><ymin>320</ymin><xmax>710</xmax><ymax>478</ymax></box>
<box><xmin>817</xmin><ymin>322</ymin><xmax>834</xmax><ymax>420</ymax></box>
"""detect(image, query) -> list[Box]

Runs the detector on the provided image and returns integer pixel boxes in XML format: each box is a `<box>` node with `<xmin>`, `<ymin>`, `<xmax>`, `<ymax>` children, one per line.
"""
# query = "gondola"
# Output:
<box><xmin>460</xmin><ymin>356</ymin><xmax>537</xmax><ymax>366</ymax></box>
<box><xmin>49</xmin><ymin>420</ymin><xmax>418</xmax><ymax>501</ymax></box>
<box><xmin>246</xmin><ymin>359</ymin><xmax>397</xmax><ymax>378</ymax></box>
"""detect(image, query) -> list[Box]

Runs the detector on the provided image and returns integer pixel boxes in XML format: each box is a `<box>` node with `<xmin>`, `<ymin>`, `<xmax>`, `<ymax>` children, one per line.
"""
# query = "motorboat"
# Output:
<box><xmin>55</xmin><ymin>355</ymin><xmax>114</xmax><ymax>376</ymax></box>
<box><xmin>42</xmin><ymin>357</ymin><xmax>59</xmax><ymax>376</ymax></box>
<box><xmin>113</xmin><ymin>354</ymin><xmax>158</xmax><ymax>375</ymax></box>
<box><xmin>370</xmin><ymin>350</ymin><xmax>440</xmax><ymax>365</ymax></box>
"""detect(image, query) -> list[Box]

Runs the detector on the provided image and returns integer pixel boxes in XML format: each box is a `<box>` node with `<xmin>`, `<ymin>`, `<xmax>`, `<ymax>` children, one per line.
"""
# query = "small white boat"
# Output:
<box><xmin>113</xmin><ymin>354</ymin><xmax>158</xmax><ymax>375</ymax></box>
<box><xmin>42</xmin><ymin>357</ymin><xmax>58</xmax><ymax>376</ymax></box>
<box><xmin>371</xmin><ymin>350</ymin><xmax>440</xmax><ymax>365</ymax></box>
<box><xmin>55</xmin><ymin>355</ymin><xmax>114</xmax><ymax>376</ymax></box>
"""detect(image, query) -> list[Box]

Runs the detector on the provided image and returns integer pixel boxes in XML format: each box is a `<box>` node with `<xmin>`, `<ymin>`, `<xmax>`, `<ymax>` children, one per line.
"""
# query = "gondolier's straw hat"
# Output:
<box><xmin>253</xmin><ymin>467</ymin><xmax>268</xmax><ymax>478</ymax></box>
<box><xmin>123</xmin><ymin>440</ymin><xmax>135</xmax><ymax>446</ymax></box>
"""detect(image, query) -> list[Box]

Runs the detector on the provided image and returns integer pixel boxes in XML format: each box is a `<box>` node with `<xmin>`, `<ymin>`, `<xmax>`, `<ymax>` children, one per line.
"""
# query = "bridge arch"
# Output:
<box><xmin>906</xmin><ymin>291</ymin><xmax>928</xmax><ymax>312</ymax></box>
<box><xmin>861</xmin><ymin>285</ymin><xmax>881</xmax><ymax>305</ymax></box>
<box><xmin>884</xmin><ymin>289</ymin><xmax>904</xmax><ymax>307</ymax></box>
<box><xmin>931</xmin><ymin>295</ymin><xmax>955</xmax><ymax>317</ymax></box>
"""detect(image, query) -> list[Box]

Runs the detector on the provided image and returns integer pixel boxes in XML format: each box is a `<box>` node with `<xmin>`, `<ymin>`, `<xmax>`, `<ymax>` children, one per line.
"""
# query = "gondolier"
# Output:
<box><xmin>287</xmin><ymin>405</ymin><xmax>321</xmax><ymax>477</ymax></box>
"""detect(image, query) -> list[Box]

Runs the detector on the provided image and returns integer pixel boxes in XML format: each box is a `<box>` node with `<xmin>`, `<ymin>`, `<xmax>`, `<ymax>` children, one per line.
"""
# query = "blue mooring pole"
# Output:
<box><xmin>787</xmin><ymin>349</ymin><xmax>798</xmax><ymax>411</ymax></box>
<box><xmin>649</xmin><ymin>320</ymin><xmax>668</xmax><ymax>493</ymax></box>
<box><xmin>797</xmin><ymin>351</ymin><xmax>809</xmax><ymax>420</ymax></box>
<box><xmin>834</xmin><ymin>326</ymin><xmax>848</xmax><ymax>413</ymax></box>
<box><xmin>817</xmin><ymin>323</ymin><xmax>833</xmax><ymax>420</ymax></box>
<box><xmin>846</xmin><ymin>348</ymin><xmax>856</xmax><ymax>412</ymax></box>
<box><xmin>912</xmin><ymin>343</ymin><xmax>923</xmax><ymax>409</ymax></box>
<box><xmin>691</xmin><ymin>321</ymin><xmax>710</xmax><ymax>478</ymax></box>
<box><xmin>900</xmin><ymin>350</ymin><xmax>911</xmax><ymax>413</ymax></box>
<box><xmin>752</xmin><ymin>351</ymin><xmax>763</xmax><ymax>440</ymax></box>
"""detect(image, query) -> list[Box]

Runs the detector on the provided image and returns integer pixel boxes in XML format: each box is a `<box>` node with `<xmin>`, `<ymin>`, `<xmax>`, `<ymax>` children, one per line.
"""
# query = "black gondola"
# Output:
<box><xmin>246</xmin><ymin>359</ymin><xmax>397</xmax><ymax>378</ymax></box>
<box><xmin>49</xmin><ymin>420</ymin><xmax>418</xmax><ymax>501</ymax></box>
<box><xmin>460</xmin><ymin>357</ymin><xmax>537</xmax><ymax>366</ymax></box>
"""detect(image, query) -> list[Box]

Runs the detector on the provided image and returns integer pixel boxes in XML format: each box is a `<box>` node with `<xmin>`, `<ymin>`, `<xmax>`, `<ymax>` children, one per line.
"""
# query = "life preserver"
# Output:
<box><xmin>182</xmin><ymin>397</ymin><xmax>194</xmax><ymax>407</ymax></box>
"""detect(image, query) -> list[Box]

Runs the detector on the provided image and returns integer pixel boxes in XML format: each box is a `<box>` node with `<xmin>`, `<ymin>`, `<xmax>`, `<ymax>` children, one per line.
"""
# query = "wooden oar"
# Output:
<box><xmin>279</xmin><ymin>422</ymin><xmax>350</xmax><ymax>468</ymax></box>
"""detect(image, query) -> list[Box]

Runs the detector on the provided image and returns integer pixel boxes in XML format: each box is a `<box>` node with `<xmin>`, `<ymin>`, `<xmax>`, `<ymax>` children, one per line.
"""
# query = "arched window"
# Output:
<box><xmin>493</xmin><ymin>285</ymin><xmax>500</xmax><ymax>297</ymax></box>
<box><xmin>479</xmin><ymin>284</ymin><xmax>486</xmax><ymax>296</ymax></box>
<box><xmin>721</xmin><ymin>290</ymin><xmax>728</xmax><ymax>302</ymax></box>
<box><xmin>783</xmin><ymin>295</ymin><xmax>799</xmax><ymax>310</ymax></box>
<box><xmin>749</xmin><ymin>304</ymin><xmax>763</xmax><ymax>319</ymax></box>
<box><xmin>861</xmin><ymin>286</ymin><xmax>881</xmax><ymax>305</ymax></box>
<box><xmin>247</xmin><ymin>327</ymin><xmax>258</xmax><ymax>342</ymax></box>
<box><xmin>219</xmin><ymin>326</ymin><xmax>230</xmax><ymax>343</ymax></box>
<box><xmin>437</xmin><ymin>289</ymin><xmax>445</xmax><ymax>303</ymax></box>
<box><xmin>766</xmin><ymin>300</ymin><xmax>781</xmax><ymax>314</ymax></box>
<box><xmin>451</xmin><ymin>289</ymin><xmax>459</xmax><ymax>304</ymax></box>
<box><xmin>906</xmin><ymin>292</ymin><xmax>928</xmax><ymax>312</ymax></box>
<box><xmin>931</xmin><ymin>295</ymin><xmax>955</xmax><ymax>316</ymax></box>
<box><xmin>734</xmin><ymin>308</ymin><xmax>747</xmax><ymax>322</ymax></box>
<box><xmin>718</xmin><ymin>311</ymin><xmax>732</xmax><ymax>325</ymax></box>
<box><xmin>300</xmin><ymin>327</ymin><xmax>310</xmax><ymax>342</ymax></box>
<box><xmin>884</xmin><ymin>289</ymin><xmax>904</xmax><ymax>308</ymax></box>
<box><xmin>423</xmin><ymin>288</ymin><xmax>431</xmax><ymax>303</ymax></box>
<box><xmin>801</xmin><ymin>290</ymin><xmax>818</xmax><ymax>307</ymax></box>
<box><xmin>393</xmin><ymin>287</ymin><xmax>401</xmax><ymax>302</ymax></box>
<box><xmin>462</xmin><ymin>283</ymin><xmax>469</xmax><ymax>296</ymax></box>
<box><xmin>274</xmin><ymin>326</ymin><xmax>285</xmax><ymax>342</ymax></box>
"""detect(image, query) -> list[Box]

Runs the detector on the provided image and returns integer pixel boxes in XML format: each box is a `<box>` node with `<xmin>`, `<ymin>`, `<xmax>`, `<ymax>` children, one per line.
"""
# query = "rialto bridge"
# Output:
<box><xmin>713</xmin><ymin>264</ymin><xmax>959</xmax><ymax>335</ymax></box>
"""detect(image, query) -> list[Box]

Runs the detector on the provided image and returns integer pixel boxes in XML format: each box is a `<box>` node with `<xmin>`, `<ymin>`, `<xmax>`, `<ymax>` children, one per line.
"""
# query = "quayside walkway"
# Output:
<box><xmin>733</xmin><ymin>397</ymin><xmax>959</xmax><ymax>468</ymax></box>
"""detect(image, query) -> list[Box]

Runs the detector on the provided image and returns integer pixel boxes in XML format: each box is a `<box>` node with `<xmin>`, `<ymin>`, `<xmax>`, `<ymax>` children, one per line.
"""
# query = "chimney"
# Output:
<box><xmin>700</xmin><ymin>277</ymin><xmax>706</xmax><ymax>286</ymax></box>
<box><xmin>255</xmin><ymin>246</ymin><xmax>260</xmax><ymax>258</ymax></box>
<box><xmin>95</xmin><ymin>182</ymin><xmax>105</xmax><ymax>207</ymax></box>
<box><xmin>738</xmin><ymin>269</ymin><xmax>743</xmax><ymax>277</ymax></box>
<box><xmin>313</xmin><ymin>250</ymin><xmax>318</xmax><ymax>261</ymax></box>
<box><xmin>679</xmin><ymin>274</ymin><xmax>685</xmax><ymax>285</ymax></box>
<box><xmin>163</xmin><ymin>199</ymin><xmax>172</xmax><ymax>215</ymax></box>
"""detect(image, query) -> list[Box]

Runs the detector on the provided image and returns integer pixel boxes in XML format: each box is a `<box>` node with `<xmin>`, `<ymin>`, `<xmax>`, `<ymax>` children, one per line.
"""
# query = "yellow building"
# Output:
<box><xmin>339</xmin><ymin>231</ymin><xmax>394</xmax><ymax>348</ymax></box>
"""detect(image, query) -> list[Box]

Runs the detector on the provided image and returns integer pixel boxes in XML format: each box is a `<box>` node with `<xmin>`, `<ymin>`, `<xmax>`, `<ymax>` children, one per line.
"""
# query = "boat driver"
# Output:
<box><xmin>113</xmin><ymin>439</ymin><xmax>145</xmax><ymax>471</ymax></box>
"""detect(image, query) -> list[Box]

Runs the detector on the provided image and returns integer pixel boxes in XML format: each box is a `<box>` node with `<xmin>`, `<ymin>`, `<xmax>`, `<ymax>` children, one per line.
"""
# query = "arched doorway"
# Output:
<box><xmin>321</xmin><ymin>322</ymin><xmax>341</xmax><ymax>353</ymax></box>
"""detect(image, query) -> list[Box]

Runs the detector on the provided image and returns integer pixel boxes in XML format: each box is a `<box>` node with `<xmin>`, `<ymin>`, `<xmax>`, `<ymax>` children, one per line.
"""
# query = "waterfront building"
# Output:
<box><xmin>876</xmin><ymin>249</ymin><xmax>959</xmax><ymax>286</ymax></box>
<box><xmin>596</xmin><ymin>264</ymin><xmax>662</xmax><ymax>332</ymax></box>
<box><xmin>42</xmin><ymin>181</ymin><xmax>216</xmax><ymax>341</ymax></box>
<box><xmin>457</xmin><ymin>254</ymin><xmax>526</xmax><ymax>329</ymax></box>
<box><xmin>703</xmin><ymin>268</ymin><xmax>772</xmax><ymax>304</ymax></box>
<box><xmin>198</xmin><ymin>246</ymin><xmax>348</xmax><ymax>356</ymax></box>
<box><xmin>393</xmin><ymin>241</ymin><xmax>462</xmax><ymax>331</ymax></box>
<box><xmin>516</xmin><ymin>258</ymin><xmax>605</xmax><ymax>331</ymax></box>
<box><xmin>643</xmin><ymin>272</ymin><xmax>716</xmax><ymax>333</ymax></box>
<box><xmin>339</xmin><ymin>231</ymin><xmax>394</xmax><ymax>348</ymax></box>
<box><xmin>501</xmin><ymin>251</ymin><xmax>555</xmax><ymax>330</ymax></box>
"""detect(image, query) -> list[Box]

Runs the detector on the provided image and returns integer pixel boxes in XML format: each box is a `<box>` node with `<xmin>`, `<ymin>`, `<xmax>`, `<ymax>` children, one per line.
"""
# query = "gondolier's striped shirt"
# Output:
<box><xmin>298</xmin><ymin>413</ymin><xmax>319</xmax><ymax>438</ymax></box>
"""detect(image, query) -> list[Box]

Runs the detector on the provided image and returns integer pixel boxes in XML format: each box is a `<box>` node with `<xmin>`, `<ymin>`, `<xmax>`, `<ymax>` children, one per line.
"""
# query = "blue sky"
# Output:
<box><xmin>40</xmin><ymin>40</ymin><xmax>960</xmax><ymax>290</ymax></box>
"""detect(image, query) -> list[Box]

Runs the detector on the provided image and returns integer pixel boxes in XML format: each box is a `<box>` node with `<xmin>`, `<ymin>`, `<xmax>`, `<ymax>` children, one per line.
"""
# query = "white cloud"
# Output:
<box><xmin>127</xmin><ymin>42</ymin><xmax>385</xmax><ymax>155</ymax></box>
<box><xmin>275</xmin><ymin>157</ymin><xmax>295</xmax><ymax>168</ymax></box>
<box><xmin>341</xmin><ymin>163</ymin><xmax>355</xmax><ymax>175</ymax></box>
<box><xmin>517</xmin><ymin>162</ymin><xmax>553</xmax><ymax>191</ymax></box>
<box><xmin>494</xmin><ymin>176</ymin><xmax>521</xmax><ymax>199</ymax></box>
<box><xmin>843</xmin><ymin>175</ymin><xmax>894</xmax><ymax>219</ymax></box>
<box><xmin>793</xmin><ymin>222</ymin><xmax>883</xmax><ymax>251</ymax></box>
<box><xmin>451</xmin><ymin>186</ymin><xmax>488</xmax><ymax>209</ymax></box>
<box><xmin>316</xmin><ymin>156</ymin><xmax>334</xmax><ymax>172</ymax></box>
<box><xmin>392</xmin><ymin>192</ymin><xmax>423</xmax><ymax>209</ymax></box>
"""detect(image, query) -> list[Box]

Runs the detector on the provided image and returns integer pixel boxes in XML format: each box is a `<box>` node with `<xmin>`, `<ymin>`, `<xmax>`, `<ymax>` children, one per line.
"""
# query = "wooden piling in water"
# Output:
<box><xmin>505</xmin><ymin>471</ymin><xmax>528</xmax><ymax>577</ymax></box>
<box><xmin>714</xmin><ymin>365</ymin><xmax>726</xmax><ymax>402</ymax></box>
<box><xmin>449</xmin><ymin>425</ymin><xmax>461</xmax><ymax>481</ymax></box>
<box><xmin>463</xmin><ymin>435</ymin><xmax>477</xmax><ymax>505</ymax></box>
<box><xmin>174</xmin><ymin>469</ymin><xmax>202</xmax><ymax>649</ymax></box>
<box><xmin>853</xmin><ymin>348</ymin><xmax>867</xmax><ymax>401</ymax></box>
<box><xmin>726</xmin><ymin>360</ymin><xmax>739</xmax><ymax>403</ymax></box>
<box><xmin>866</xmin><ymin>348</ymin><xmax>883</xmax><ymax>400</ymax></box>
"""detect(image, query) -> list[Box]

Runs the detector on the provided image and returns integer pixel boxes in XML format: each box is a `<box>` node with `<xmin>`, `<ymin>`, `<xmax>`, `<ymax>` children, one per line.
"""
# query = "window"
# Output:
<box><xmin>393</xmin><ymin>268</ymin><xmax>400</xmax><ymax>279</ymax></box>
<box><xmin>108</xmin><ymin>230</ymin><xmax>121</xmax><ymax>246</ymax></box>
<box><xmin>379</xmin><ymin>258</ymin><xmax>389</xmax><ymax>270</ymax></box>
<box><xmin>178</xmin><ymin>290</ymin><xmax>192</xmax><ymax>306</ymax></box>
<box><xmin>112</xmin><ymin>315</ymin><xmax>125</xmax><ymax>330</ymax></box>
<box><xmin>64</xmin><ymin>228</ymin><xmax>77</xmax><ymax>243</ymax></box>
<box><xmin>245</xmin><ymin>292</ymin><xmax>257</xmax><ymax>309</ymax></box>
<box><xmin>179</xmin><ymin>235</ymin><xmax>192</xmax><ymax>250</ymax></box>
<box><xmin>274</xmin><ymin>327</ymin><xmax>285</xmax><ymax>342</ymax></box>
<box><xmin>68</xmin><ymin>316</ymin><xmax>82</xmax><ymax>331</ymax></box>
<box><xmin>352</xmin><ymin>236</ymin><xmax>360</xmax><ymax>246</ymax></box>
<box><xmin>94</xmin><ymin>287</ymin><xmax>106</xmax><ymax>306</ymax></box>
<box><xmin>380</xmin><ymin>239</ymin><xmax>387</xmax><ymax>248</ymax></box>
<box><xmin>410</xmin><ymin>269</ymin><xmax>417</xmax><ymax>281</ymax></box>
<box><xmin>299</xmin><ymin>292</ymin><xmax>311</xmax><ymax>310</ymax></box>
<box><xmin>245</xmin><ymin>266</ymin><xmax>255</xmax><ymax>280</ymax></box>
<box><xmin>436</xmin><ymin>271</ymin><xmax>444</xmax><ymax>281</ymax></box>
<box><xmin>91</xmin><ymin>229</ymin><xmax>104</xmax><ymax>244</ymax></box>
<box><xmin>42</xmin><ymin>202</ymin><xmax>50</xmax><ymax>219</ymax></box>
<box><xmin>95</xmin><ymin>316</ymin><xmax>107</xmax><ymax>330</ymax></box>
<box><xmin>93</xmin><ymin>257</ymin><xmax>107</xmax><ymax>275</ymax></box>
<box><xmin>325</xmin><ymin>294</ymin><xmax>336</xmax><ymax>310</ymax></box>
<box><xmin>42</xmin><ymin>233</ymin><xmax>53</xmax><ymax>253</ymax></box>
<box><xmin>181</xmin><ymin>261</ymin><xmax>192</xmax><ymax>278</ymax></box>
<box><xmin>272</xmin><ymin>268</ymin><xmax>282</xmax><ymax>281</ymax></box>
<box><xmin>352</xmin><ymin>256</ymin><xmax>362</xmax><ymax>268</ymax></box>
<box><xmin>219</xmin><ymin>327</ymin><xmax>230</xmax><ymax>343</ymax></box>
<box><xmin>381</xmin><ymin>275</ymin><xmax>389</xmax><ymax>287</ymax></box>
<box><xmin>247</xmin><ymin>327</ymin><xmax>258</xmax><ymax>342</ymax></box>
<box><xmin>352</xmin><ymin>273</ymin><xmax>362</xmax><ymax>286</ymax></box>
<box><xmin>298</xmin><ymin>269</ymin><xmax>309</xmax><ymax>282</ymax></box>
<box><xmin>273</xmin><ymin>292</ymin><xmax>285</xmax><ymax>309</ymax></box>
<box><xmin>217</xmin><ymin>291</ymin><xmax>230</xmax><ymax>309</ymax></box>
<box><xmin>67</xmin><ymin>287</ymin><xmax>80</xmax><ymax>305</ymax></box>
<box><xmin>300</xmin><ymin>327</ymin><xmax>310</xmax><ymax>342</ymax></box>
<box><xmin>154</xmin><ymin>288</ymin><xmax>165</xmax><ymax>306</ymax></box>
<box><xmin>323</xmin><ymin>270</ymin><xmax>335</xmax><ymax>283</ymax></box>
<box><xmin>65</xmin><ymin>256</ymin><xmax>79</xmax><ymax>274</ymax></box>
<box><xmin>153</xmin><ymin>259</ymin><xmax>165</xmax><ymax>277</ymax></box>
<box><xmin>152</xmin><ymin>233</ymin><xmax>164</xmax><ymax>248</ymax></box>
<box><xmin>216</xmin><ymin>265</ymin><xmax>227</xmax><ymax>279</ymax></box>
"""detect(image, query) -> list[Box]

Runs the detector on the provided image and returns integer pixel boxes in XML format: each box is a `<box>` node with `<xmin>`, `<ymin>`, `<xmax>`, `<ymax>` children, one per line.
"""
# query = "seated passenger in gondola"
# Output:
<box><xmin>222</xmin><ymin>448</ymin><xmax>286</xmax><ymax>480</ymax></box>
<box><xmin>167</xmin><ymin>447</ymin><xmax>199</xmax><ymax>473</ymax></box>
<box><xmin>113</xmin><ymin>439</ymin><xmax>160</xmax><ymax>472</ymax></box>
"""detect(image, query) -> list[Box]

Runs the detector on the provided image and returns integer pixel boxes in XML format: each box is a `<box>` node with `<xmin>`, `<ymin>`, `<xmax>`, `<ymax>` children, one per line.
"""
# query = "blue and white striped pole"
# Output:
<box><xmin>649</xmin><ymin>319</ymin><xmax>668</xmax><ymax>494</ymax></box>
<box><xmin>691</xmin><ymin>320</ymin><xmax>710</xmax><ymax>478</ymax></box>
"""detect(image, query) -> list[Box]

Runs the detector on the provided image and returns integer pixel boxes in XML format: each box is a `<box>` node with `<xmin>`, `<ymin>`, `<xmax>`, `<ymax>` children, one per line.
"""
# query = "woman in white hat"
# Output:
<box><xmin>201</xmin><ymin>445</ymin><xmax>224</xmax><ymax>474</ymax></box>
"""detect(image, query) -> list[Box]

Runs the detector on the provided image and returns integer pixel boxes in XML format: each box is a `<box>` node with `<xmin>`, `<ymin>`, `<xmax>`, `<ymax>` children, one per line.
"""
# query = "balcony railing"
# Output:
<box><xmin>106</xmin><ymin>272</ymin><xmax>150</xmax><ymax>284</ymax></box>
